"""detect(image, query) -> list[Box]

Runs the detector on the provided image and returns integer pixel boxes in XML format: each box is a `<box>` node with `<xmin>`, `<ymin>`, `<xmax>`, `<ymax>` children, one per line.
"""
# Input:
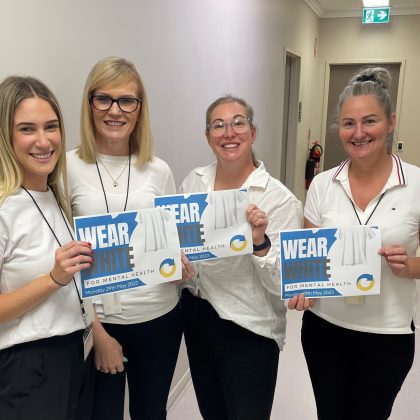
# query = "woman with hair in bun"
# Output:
<box><xmin>289</xmin><ymin>67</ymin><xmax>420</xmax><ymax>420</ymax></box>
<box><xmin>180</xmin><ymin>94</ymin><xmax>303</xmax><ymax>420</ymax></box>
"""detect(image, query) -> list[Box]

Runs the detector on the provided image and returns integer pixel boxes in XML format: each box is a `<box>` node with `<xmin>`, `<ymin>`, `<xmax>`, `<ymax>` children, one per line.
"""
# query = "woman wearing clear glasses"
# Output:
<box><xmin>67</xmin><ymin>57</ymin><xmax>182</xmax><ymax>420</ymax></box>
<box><xmin>180</xmin><ymin>95</ymin><xmax>302</xmax><ymax>420</ymax></box>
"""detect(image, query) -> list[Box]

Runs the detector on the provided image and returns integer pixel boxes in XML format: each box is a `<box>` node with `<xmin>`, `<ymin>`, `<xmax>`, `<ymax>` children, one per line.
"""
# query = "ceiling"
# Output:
<box><xmin>304</xmin><ymin>0</ymin><xmax>420</xmax><ymax>18</ymax></box>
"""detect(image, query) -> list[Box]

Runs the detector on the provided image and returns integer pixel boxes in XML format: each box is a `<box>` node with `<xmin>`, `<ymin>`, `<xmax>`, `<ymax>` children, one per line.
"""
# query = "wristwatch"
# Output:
<box><xmin>253</xmin><ymin>234</ymin><xmax>271</xmax><ymax>252</ymax></box>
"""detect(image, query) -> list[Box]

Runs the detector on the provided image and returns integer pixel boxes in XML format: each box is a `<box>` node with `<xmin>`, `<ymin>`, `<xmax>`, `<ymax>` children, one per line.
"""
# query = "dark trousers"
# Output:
<box><xmin>91</xmin><ymin>304</ymin><xmax>183</xmax><ymax>420</ymax></box>
<box><xmin>301</xmin><ymin>310</ymin><xmax>415</xmax><ymax>420</ymax></box>
<box><xmin>181</xmin><ymin>289</ymin><xmax>279</xmax><ymax>420</ymax></box>
<box><xmin>0</xmin><ymin>330</ymin><xmax>94</xmax><ymax>420</ymax></box>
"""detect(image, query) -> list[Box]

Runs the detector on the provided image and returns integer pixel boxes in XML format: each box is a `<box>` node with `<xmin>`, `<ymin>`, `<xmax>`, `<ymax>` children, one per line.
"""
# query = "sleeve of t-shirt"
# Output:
<box><xmin>304</xmin><ymin>178</ymin><xmax>322</xmax><ymax>227</ymax></box>
<box><xmin>162</xmin><ymin>165</ymin><xmax>176</xmax><ymax>195</ymax></box>
<box><xmin>0</xmin><ymin>214</ymin><xmax>8</xmax><ymax>274</ymax></box>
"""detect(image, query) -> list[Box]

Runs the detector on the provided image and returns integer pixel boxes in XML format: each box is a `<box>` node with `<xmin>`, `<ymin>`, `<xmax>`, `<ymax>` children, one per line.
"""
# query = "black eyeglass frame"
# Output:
<box><xmin>89</xmin><ymin>94</ymin><xmax>142</xmax><ymax>113</ymax></box>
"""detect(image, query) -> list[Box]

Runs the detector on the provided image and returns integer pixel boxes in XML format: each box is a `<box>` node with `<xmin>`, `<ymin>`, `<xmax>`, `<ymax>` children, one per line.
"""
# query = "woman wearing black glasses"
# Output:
<box><xmin>180</xmin><ymin>95</ymin><xmax>303</xmax><ymax>420</ymax></box>
<box><xmin>67</xmin><ymin>57</ymin><xmax>182</xmax><ymax>420</ymax></box>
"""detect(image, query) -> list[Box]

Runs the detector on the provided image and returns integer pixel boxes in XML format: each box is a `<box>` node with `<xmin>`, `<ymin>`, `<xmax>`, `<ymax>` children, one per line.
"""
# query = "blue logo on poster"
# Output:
<box><xmin>230</xmin><ymin>234</ymin><xmax>247</xmax><ymax>252</ymax></box>
<box><xmin>356</xmin><ymin>273</ymin><xmax>375</xmax><ymax>291</ymax></box>
<box><xmin>159</xmin><ymin>258</ymin><xmax>177</xmax><ymax>278</ymax></box>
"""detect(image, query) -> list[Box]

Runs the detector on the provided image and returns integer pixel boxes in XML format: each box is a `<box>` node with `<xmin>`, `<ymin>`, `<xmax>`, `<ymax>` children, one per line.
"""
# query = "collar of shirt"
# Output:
<box><xmin>194</xmin><ymin>160</ymin><xmax>270</xmax><ymax>191</ymax></box>
<box><xmin>332</xmin><ymin>153</ymin><xmax>407</xmax><ymax>193</ymax></box>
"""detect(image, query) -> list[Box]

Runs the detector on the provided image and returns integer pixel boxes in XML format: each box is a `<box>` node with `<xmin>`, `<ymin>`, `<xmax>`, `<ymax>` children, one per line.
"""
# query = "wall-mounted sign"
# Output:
<box><xmin>362</xmin><ymin>7</ymin><xmax>390</xmax><ymax>24</ymax></box>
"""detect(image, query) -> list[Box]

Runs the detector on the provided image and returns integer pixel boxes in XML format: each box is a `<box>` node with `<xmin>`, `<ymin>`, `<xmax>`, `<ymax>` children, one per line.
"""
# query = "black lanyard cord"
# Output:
<box><xmin>95</xmin><ymin>147</ymin><xmax>131</xmax><ymax>213</ymax></box>
<box><xmin>349</xmin><ymin>191</ymin><xmax>386</xmax><ymax>226</ymax></box>
<box><xmin>22</xmin><ymin>186</ymin><xmax>88</xmax><ymax>324</ymax></box>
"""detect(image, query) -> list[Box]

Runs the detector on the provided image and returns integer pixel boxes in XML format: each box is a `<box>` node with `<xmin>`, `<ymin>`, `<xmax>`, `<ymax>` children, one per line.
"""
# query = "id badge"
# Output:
<box><xmin>83</xmin><ymin>326</ymin><xmax>93</xmax><ymax>361</ymax></box>
<box><xmin>102</xmin><ymin>293</ymin><xmax>122</xmax><ymax>315</ymax></box>
<box><xmin>344</xmin><ymin>296</ymin><xmax>365</xmax><ymax>305</ymax></box>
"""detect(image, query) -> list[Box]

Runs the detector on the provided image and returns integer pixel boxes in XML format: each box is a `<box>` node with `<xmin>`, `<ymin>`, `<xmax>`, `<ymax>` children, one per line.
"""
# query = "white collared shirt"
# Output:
<box><xmin>180</xmin><ymin>161</ymin><xmax>303</xmax><ymax>349</ymax></box>
<box><xmin>305</xmin><ymin>154</ymin><xmax>420</xmax><ymax>334</ymax></box>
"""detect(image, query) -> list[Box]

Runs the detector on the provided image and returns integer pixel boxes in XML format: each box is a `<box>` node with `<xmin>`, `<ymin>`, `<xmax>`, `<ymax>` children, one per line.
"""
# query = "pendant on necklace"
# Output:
<box><xmin>113</xmin><ymin>181</ymin><xmax>118</xmax><ymax>187</ymax></box>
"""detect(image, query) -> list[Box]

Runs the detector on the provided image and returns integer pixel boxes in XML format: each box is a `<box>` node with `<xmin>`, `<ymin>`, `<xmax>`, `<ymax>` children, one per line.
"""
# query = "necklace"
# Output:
<box><xmin>95</xmin><ymin>149</ymin><xmax>131</xmax><ymax>213</ymax></box>
<box><xmin>97</xmin><ymin>155</ymin><xmax>129</xmax><ymax>187</ymax></box>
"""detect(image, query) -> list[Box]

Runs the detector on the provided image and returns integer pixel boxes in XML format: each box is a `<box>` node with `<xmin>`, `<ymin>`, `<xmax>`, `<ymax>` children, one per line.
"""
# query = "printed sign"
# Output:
<box><xmin>279</xmin><ymin>226</ymin><xmax>381</xmax><ymax>299</ymax></box>
<box><xmin>155</xmin><ymin>189</ymin><xmax>253</xmax><ymax>261</ymax></box>
<box><xmin>74</xmin><ymin>208</ymin><xmax>181</xmax><ymax>298</ymax></box>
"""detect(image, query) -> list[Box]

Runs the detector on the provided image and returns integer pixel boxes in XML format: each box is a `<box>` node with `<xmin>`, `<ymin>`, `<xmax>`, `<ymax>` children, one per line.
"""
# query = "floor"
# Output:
<box><xmin>168</xmin><ymin>310</ymin><xmax>420</xmax><ymax>420</ymax></box>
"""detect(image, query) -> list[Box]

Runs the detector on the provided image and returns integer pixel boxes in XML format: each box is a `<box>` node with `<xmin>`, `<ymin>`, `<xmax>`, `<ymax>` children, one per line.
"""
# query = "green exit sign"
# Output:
<box><xmin>363</xmin><ymin>7</ymin><xmax>390</xmax><ymax>24</ymax></box>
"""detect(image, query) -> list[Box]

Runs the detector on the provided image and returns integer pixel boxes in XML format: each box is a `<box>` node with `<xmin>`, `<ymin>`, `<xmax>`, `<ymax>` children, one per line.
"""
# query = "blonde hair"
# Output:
<box><xmin>0</xmin><ymin>76</ymin><xmax>71</xmax><ymax>221</ymax></box>
<box><xmin>78</xmin><ymin>57</ymin><xmax>153</xmax><ymax>165</ymax></box>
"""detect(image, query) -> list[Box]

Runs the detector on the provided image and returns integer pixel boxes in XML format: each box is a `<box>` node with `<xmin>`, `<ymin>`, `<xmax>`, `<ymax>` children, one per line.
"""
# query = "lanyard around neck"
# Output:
<box><xmin>22</xmin><ymin>186</ymin><xmax>88</xmax><ymax>326</ymax></box>
<box><xmin>95</xmin><ymin>148</ymin><xmax>131</xmax><ymax>213</ymax></box>
<box><xmin>349</xmin><ymin>192</ymin><xmax>386</xmax><ymax>226</ymax></box>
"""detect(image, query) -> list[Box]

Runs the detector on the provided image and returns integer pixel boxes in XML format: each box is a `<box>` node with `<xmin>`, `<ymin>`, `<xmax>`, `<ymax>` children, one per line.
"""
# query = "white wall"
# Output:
<box><xmin>0</xmin><ymin>0</ymin><xmax>320</xmax><ymax>407</ymax></box>
<box><xmin>314</xmin><ymin>14</ymin><xmax>420</xmax><ymax>169</ymax></box>
<box><xmin>0</xmin><ymin>0</ymin><xmax>319</xmax><ymax>201</ymax></box>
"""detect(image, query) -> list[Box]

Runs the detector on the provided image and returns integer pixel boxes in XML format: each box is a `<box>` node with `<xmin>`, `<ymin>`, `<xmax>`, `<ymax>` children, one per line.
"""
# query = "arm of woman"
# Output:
<box><xmin>0</xmin><ymin>241</ymin><xmax>92</xmax><ymax>323</ymax></box>
<box><xmin>91</xmin><ymin>309</ymin><xmax>125</xmax><ymax>374</ymax></box>
<box><xmin>250</xmin><ymin>189</ymin><xmax>303</xmax><ymax>295</ymax></box>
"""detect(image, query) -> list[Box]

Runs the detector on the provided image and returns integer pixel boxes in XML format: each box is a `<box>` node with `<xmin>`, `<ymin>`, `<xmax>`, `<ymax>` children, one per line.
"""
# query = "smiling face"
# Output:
<box><xmin>91</xmin><ymin>79</ymin><xmax>140</xmax><ymax>155</ymax></box>
<box><xmin>12</xmin><ymin>97</ymin><xmax>61</xmax><ymax>191</ymax></box>
<box><xmin>338</xmin><ymin>94</ymin><xmax>395</xmax><ymax>162</ymax></box>
<box><xmin>206</xmin><ymin>101</ymin><xmax>256</xmax><ymax>166</ymax></box>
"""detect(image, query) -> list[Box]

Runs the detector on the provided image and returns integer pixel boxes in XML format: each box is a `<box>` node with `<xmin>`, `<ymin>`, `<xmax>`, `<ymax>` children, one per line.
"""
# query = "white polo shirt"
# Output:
<box><xmin>305</xmin><ymin>154</ymin><xmax>420</xmax><ymax>334</ymax></box>
<box><xmin>180</xmin><ymin>161</ymin><xmax>303</xmax><ymax>349</ymax></box>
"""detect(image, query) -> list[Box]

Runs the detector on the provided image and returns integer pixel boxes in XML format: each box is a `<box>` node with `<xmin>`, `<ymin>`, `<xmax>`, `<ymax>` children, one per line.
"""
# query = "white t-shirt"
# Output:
<box><xmin>305</xmin><ymin>154</ymin><xmax>420</xmax><ymax>334</ymax></box>
<box><xmin>66</xmin><ymin>149</ymin><xmax>179</xmax><ymax>324</ymax></box>
<box><xmin>0</xmin><ymin>189</ymin><xmax>87</xmax><ymax>350</ymax></box>
<box><xmin>180</xmin><ymin>161</ymin><xmax>303</xmax><ymax>349</ymax></box>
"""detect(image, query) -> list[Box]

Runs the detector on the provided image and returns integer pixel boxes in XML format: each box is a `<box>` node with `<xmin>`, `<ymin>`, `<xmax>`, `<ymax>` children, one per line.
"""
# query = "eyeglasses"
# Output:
<box><xmin>207</xmin><ymin>116</ymin><xmax>251</xmax><ymax>137</ymax></box>
<box><xmin>90</xmin><ymin>94</ymin><xmax>142</xmax><ymax>113</ymax></box>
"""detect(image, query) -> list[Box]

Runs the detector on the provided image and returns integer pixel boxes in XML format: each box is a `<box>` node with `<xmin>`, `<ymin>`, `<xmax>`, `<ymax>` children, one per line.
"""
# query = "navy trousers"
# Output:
<box><xmin>301</xmin><ymin>310</ymin><xmax>415</xmax><ymax>420</ymax></box>
<box><xmin>181</xmin><ymin>289</ymin><xmax>279</xmax><ymax>420</ymax></box>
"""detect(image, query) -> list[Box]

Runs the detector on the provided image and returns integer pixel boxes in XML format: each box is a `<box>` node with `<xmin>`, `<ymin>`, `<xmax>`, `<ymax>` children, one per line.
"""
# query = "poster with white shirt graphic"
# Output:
<box><xmin>279</xmin><ymin>226</ymin><xmax>381</xmax><ymax>299</ymax></box>
<box><xmin>74</xmin><ymin>208</ymin><xmax>181</xmax><ymax>298</ymax></box>
<box><xmin>154</xmin><ymin>189</ymin><xmax>253</xmax><ymax>261</ymax></box>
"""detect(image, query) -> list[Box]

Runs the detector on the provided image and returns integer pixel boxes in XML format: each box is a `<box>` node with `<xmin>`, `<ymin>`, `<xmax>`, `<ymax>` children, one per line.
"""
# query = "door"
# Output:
<box><xmin>322</xmin><ymin>63</ymin><xmax>401</xmax><ymax>171</ymax></box>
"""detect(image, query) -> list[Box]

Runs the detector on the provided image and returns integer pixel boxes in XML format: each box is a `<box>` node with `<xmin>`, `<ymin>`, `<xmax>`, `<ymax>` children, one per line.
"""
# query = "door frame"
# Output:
<box><xmin>319</xmin><ymin>58</ymin><xmax>406</xmax><ymax>171</ymax></box>
<box><xmin>281</xmin><ymin>47</ymin><xmax>301</xmax><ymax>190</ymax></box>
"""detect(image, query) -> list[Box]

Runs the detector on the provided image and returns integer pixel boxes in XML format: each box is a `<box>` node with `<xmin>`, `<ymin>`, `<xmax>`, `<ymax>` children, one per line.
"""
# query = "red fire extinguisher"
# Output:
<box><xmin>305</xmin><ymin>143</ymin><xmax>323</xmax><ymax>190</ymax></box>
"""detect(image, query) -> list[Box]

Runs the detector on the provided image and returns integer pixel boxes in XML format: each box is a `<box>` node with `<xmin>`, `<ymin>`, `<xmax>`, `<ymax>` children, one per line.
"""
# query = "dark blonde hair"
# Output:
<box><xmin>206</xmin><ymin>94</ymin><xmax>259</xmax><ymax>167</ymax></box>
<box><xmin>78</xmin><ymin>57</ymin><xmax>153</xmax><ymax>166</ymax></box>
<box><xmin>0</xmin><ymin>76</ymin><xmax>71</xmax><ymax>220</ymax></box>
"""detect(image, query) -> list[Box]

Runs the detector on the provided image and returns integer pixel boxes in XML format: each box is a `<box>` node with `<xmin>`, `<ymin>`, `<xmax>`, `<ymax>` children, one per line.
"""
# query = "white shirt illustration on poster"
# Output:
<box><xmin>335</xmin><ymin>226</ymin><xmax>378</xmax><ymax>266</ymax></box>
<box><xmin>137</xmin><ymin>208</ymin><xmax>171</xmax><ymax>253</ymax></box>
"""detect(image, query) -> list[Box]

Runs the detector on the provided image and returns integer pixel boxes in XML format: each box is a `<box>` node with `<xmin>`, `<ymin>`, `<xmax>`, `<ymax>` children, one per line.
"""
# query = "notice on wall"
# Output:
<box><xmin>279</xmin><ymin>226</ymin><xmax>381</xmax><ymax>299</ymax></box>
<box><xmin>74</xmin><ymin>208</ymin><xmax>181</xmax><ymax>298</ymax></box>
<box><xmin>154</xmin><ymin>189</ymin><xmax>252</xmax><ymax>261</ymax></box>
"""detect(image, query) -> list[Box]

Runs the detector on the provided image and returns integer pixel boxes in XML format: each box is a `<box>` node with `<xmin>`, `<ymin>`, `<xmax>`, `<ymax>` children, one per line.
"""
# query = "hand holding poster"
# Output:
<box><xmin>154</xmin><ymin>189</ymin><xmax>253</xmax><ymax>261</ymax></box>
<box><xmin>74</xmin><ymin>208</ymin><xmax>181</xmax><ymax>298</ymax></box>
<box><xmin>279</xmin><ymin>226</ymin><xmax>381</xmax><ymax>299</ymax></box>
